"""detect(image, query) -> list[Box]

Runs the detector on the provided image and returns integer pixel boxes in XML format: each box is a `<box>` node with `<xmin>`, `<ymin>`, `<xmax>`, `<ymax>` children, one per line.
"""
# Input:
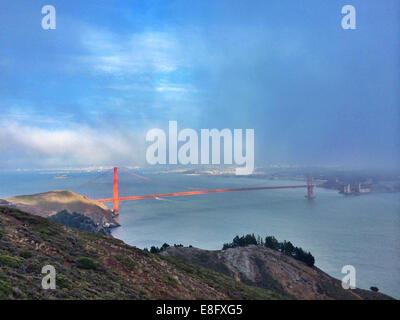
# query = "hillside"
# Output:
<box><xmin>161</xmin><ymin>246</ymin><xmax>393</xmax><ymax>300</ymax></box>
<box><xmin>2</xmin><ymin>190</ymin><xmax>118</xmax><ymax>232</ymax></box>
<box><xmin>0</xmin><ymin>206</ymin><xmax>283</xmax><ymax>300</ymax></box>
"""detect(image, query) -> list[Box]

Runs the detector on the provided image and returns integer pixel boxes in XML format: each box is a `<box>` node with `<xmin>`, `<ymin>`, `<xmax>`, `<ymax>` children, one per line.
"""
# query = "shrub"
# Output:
<box><xmin>18</xmin><ymin>249</ymin><xmax>33</xmax><ymax>259</ymax></box>
<box><xmin>26</xmin><ymin>262</ymin><xmax>41</xmax><ymax>273</ymax></box>
<box><xmin>76</xmin><ymin>257</ymin><xmax>98</xmax><ymax>270</ymax></box>
<box><xmin>370</xmin><ymin>286</ymin><xmax>379</xmax><ymax>292</ymax></box>
<box><xmin>57</xmin><ymin>274</ymin><xmax>72</xmax><ymax>289</ymax></box>
<box><xmin>115</xmin><ymin>254</ymin><xmax>136</xmax><ymax>269</ymax></box>
<box><xmin>0</xmin><ymin>280</ymin><xmax>12</xmax><ymax>299</ymax></box>
<box><xmin>49</xmin><ymin>210</ymin><xmax>98</xmax><ymax>233</ymax></box>
<box><xmin>0</xmin><ymin>255</ymin><xmax>20</xmax><ymax>268</ymax></box>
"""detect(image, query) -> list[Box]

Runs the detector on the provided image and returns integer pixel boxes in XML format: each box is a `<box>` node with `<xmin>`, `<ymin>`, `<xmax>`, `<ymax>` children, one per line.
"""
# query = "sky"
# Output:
<box><xmin>0</xmin><ymin>0</ymin><xmax>399</xmax><ymax>170</ymax></box>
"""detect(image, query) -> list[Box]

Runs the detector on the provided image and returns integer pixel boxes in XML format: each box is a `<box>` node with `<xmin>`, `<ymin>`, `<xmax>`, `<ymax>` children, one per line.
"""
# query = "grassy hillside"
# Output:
<box><xmin>0</xmin><ymin>206</ymin><xmax>283</xmax><ymax>300</ymax></box>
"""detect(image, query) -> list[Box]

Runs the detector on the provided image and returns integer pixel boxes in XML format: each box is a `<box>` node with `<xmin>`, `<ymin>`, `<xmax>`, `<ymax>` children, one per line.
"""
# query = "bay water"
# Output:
<box><xmin>1</xmin><ymin>171</ymin><xmax>399</xmax><ymax>298</ymax></box>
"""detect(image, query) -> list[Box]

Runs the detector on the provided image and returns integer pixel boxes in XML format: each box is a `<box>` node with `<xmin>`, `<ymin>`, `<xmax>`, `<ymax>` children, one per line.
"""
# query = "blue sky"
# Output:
<box><xmin>0</xmin><ymin>0</ymin><xmax>399</xmax><ymax>170</ymax></box>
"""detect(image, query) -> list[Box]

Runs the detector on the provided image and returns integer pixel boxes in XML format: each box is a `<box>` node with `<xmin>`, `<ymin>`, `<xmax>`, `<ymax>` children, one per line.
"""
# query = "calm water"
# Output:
<box><xmin>1</xmin><ymin>171</ymin><xmax>399</xmax><ymax>298</ymax></box>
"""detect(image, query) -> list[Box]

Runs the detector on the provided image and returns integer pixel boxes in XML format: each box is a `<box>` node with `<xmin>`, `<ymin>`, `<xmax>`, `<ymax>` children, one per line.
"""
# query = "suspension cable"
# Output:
<box><xmin>73</xmin><ymin>169</ymin><xmax>113</xmax><ymax>191</ymax></box>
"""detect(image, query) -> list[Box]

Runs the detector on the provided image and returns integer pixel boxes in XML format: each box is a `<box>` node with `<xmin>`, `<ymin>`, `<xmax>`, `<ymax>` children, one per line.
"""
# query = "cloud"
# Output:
<box><xmin>105</xmin><ymin>82</ymin><xmax>194</xmax><ymax>94</ymax></box>
<box><xmin>78</xmin><ymin>28</ymin><xmax>185</xmax><ymax>76</ymax></box>
<box><xmin>0</xmin><ymin>121</ymin><xmax>147</xmax><ymax>169</ymax></box>
<box><xmin>155</xmin><ymin>86</ymin><xmax>184</xmax><ymax>92</ymax></box>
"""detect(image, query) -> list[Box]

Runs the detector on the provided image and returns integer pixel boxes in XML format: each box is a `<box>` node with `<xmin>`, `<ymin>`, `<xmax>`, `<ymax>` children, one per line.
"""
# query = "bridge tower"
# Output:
<box><xmin>113</xmin><ymin>167</ymin><xmax>119</xmax><ymax>215</ymax></box>
<box><xmin>307</xmin><ymin>173</ymin><xmax>315</xmax><ymax>199</ymax></box>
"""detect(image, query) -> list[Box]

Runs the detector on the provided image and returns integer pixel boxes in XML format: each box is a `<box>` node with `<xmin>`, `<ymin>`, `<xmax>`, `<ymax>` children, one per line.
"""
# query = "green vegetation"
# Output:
<box><xmin>0</xmin><ymin>255</ymin><xmax>21</xmax><ymax>268</ymax></box>
<box><xmin>223</xmin><ymin>234</ymin><xmax>315</xmax><ymax>267</ymax></box>
<box><xmin>0</xmin><ymin>206</ymin><xmax>284</xmax><ymax>300</ymax></box>
<box><xmin>114</xmin><ymin>254</ymin><xmax>137</xmax><ymax>269</ymax></box>
<box><xmin>49</xmin><ymin>210</ymin><xmax>103</xmax><ymax>234</ymax></box>
<box><xmin>39</xmin><ymin>228</ymin><xmax>55</xmax><ymax>241</ymax></box>
<box><xmin>56</xmin><ymin>274</ymin><xmax>72</xmax><ymax>289</ymax></box>
<box><xmin>147</xmin><ymin>243</ymin><xmax>183</xmax><ymax>254</ymax></box>
<box><xmin>18</xmin><ymin>249</ymin><xmax>33</xmax><ymax>259</ymax></box>
<box><xmin>0</xmin><ymin>279</ymin><xmax>12</xmax><ymax>299</ymax></box>
<box><xmin>148</xmin><ymin>243</ymin><xmax>170</xmax><ymax>253</ymax></box>
<box><xmin>2</xmin><ymin>206</ymin><xmax>389</xmax><ymax>300</ymax></box>
<box><xmin>76</xmin><ymin>257</ymin><xmax>98</xmax><ymax>270</ymax></box>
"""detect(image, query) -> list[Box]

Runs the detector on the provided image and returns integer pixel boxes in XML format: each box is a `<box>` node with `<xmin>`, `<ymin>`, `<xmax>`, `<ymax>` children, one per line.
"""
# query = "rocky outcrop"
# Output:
<box><xmin>1</xmin><ymin>190</ymin><xmax>119</xmax><ymax>232</ymax></box>
<box><xmin>161</xmin><ymin>245</ymin><xmax>394</xmax><ymax>300</ymax></box>
<box><xmin>48</xmin><ymin>210</ymin><xmax>112</xmax><ymax>235</ymax></box>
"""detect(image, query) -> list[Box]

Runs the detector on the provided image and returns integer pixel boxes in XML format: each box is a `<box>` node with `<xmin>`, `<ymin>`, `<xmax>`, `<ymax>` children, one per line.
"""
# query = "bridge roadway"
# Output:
<box><xmin>96</xmin><ymin>185</ymin><xmax>310</xmax><ymax>203</ymax></box>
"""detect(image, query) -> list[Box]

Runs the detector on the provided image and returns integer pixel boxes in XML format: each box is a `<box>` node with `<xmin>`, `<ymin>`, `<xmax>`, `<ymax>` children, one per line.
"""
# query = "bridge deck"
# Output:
<box><xmin>96</xmin><ymin>185</ymin><xmax>309</xmax><ymax>203</ymax></box>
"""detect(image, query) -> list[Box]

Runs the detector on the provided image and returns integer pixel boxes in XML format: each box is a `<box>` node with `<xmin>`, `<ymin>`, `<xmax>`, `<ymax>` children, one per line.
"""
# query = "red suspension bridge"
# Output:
<box><xmin>76</xmin><ymin>167</ymin><xmax>320</xmax><ymax>216</ymax></box>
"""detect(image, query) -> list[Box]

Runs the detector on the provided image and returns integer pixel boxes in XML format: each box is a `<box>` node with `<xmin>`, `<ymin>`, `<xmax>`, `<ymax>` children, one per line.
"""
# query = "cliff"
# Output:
<box><xmin>160</xmin><ymin>246</ymin><xmax>393</xmax><ymax>300</ymax></box>
<box><xmin>1</xmin><ymin>190</ymin><xmax>119</xmax><ymax>233</ymax></box>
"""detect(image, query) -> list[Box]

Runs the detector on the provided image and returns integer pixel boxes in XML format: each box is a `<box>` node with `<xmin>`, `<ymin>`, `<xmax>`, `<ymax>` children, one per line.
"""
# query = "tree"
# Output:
<box><xmin>243</xmin><ymin>234</ymin><xmax>257</xmax><ymax>246</ymax></box>
<box><xmin>281</xmin><ymin>241</ymin><xmax>295</xmax><ymax>256</ymax></box>
<box><xmin>150</xmin><ymin>246</ymin><xmax>159</xmax><ymax>254</ymax></box>
<box><xmin>221</xmin><ymin>233</ymin><xmax>315</xmax><ymax>267</ymax></box>
<box><xmin>304</xmin><ymin>252</ymin><xmax>315</xmax><ymax>267</ymax></box>
<box><xmin>160</xmin><ymin>243</ymin><xmax>170</xmax><ymax>252</ymax></box>
<box><xmin>264</xmin><ymin>236</ymin><xmax>279</xmax><ymax>250</ymax></box>
<box><xmin>232</xmin><ymin>236</ymin><xmax>241</xmax><ymax>247</ymax></box>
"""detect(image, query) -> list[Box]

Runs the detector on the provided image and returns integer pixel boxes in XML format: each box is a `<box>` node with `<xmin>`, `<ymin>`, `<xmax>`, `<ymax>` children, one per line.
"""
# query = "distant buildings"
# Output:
<box><xmin>343</xmin><ymin>184</ymin><xmax>352</xmax><ymax>194</ymax></box>
<box><xmin>357</xmin><ymin>183</ymin><xmax>371</xmax><ymax>193</ymax></box>
<box><xmin>342</xmin><ymin>183</ymin><xmax>371</xmax><ymax>195</ymax></box>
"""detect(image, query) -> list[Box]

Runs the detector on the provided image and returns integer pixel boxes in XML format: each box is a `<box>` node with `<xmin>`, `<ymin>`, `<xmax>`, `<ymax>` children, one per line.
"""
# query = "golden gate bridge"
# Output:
<box><xmin>75</xmin><ymin>167</ymin><xmax>321</xmax><ymax>216</ymax></box>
